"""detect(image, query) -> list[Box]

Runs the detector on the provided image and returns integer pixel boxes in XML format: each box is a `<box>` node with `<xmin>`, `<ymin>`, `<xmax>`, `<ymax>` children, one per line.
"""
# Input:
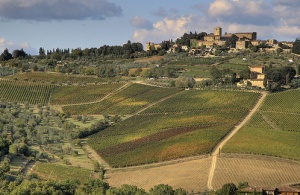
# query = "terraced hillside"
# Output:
<box><xmin>88</xmin><ymin>90</ymin><xmax>260</xmax><ymax>167</ymax></box>
<box><xmin>223</xmin><ymin>89</ymin><xmax>300</xmax><ymax>160</ymax></box>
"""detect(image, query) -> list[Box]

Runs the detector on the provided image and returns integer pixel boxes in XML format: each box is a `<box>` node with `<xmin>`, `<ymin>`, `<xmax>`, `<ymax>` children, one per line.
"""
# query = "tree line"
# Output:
<box><xmin>1</xmin><ymin>36</ymin><xmax>300</xmax><ymax>63</ymax></box>
<box><xmin>39</xmin><ymin>41</ymin><xmax>144</xmax><ymax>60</ymax></box>
<box><xmin>0</xmin><ymin>41</ymin><xmax>145</xmax><ymax>63</ymax></box>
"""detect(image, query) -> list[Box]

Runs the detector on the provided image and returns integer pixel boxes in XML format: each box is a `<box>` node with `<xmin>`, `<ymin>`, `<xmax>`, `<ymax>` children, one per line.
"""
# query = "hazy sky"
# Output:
<box><xmin>0</xmin><ymin>0</ymin><xmax>299</xmax><ymax>54</ymax></box>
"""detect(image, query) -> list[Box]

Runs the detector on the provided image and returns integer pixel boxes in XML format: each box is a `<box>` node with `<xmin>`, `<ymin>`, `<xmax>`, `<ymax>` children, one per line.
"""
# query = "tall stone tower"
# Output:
<box><xmin>214</xmin><ymin>27</ymin><xmax>222</xmax><ymax>36</ymax></box>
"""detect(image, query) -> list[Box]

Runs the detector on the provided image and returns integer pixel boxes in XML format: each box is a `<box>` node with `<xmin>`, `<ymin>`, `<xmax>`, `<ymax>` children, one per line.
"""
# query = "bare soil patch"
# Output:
<box><xmin>213</xmin><ymin>154</ymin><xmax>300</xmax><ymax>189</ymax></box>
<box><xmin>106</xmin><ymin>156</ymin><xmax>211</xmax><ymax>192</ymax></box>
<box><xmin>106</xmin><ymin>154</ymin><xmax>300</xmax><ymax>192</ymax></box>
<box><xmin>134</xmin><ymin>56</ymin><xmax>164</xmax><ymax>62</ymax></box>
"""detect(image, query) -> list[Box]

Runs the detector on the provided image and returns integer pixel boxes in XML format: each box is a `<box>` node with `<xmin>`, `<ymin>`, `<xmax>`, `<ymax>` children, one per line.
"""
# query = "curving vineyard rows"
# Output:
<box><xmin>260</xmin><ymin>89</ymin><xmax>300</xmax><ymax>113</ymax></box>
<box><xmin>50</xmin><ymin>83</ymin><xmax>125</xmax><ymax>105</ymax></box>
<box><xmin>143</xmin><ymin>90</ymin><xmax>259</xmax><ymax>114</ymax></box>
<box><xmin>7</xmin><ymin>72</ymin><xmax>119</xmax><ymax>84</ymax></box>
<box><xmin>223</xmin><ymin>89</ymin><xmax>300</xmax><ymax>160</ymax></box>
<box><xmin>0</xmin><ymin>80</ymin><xmax>57</xmax><ymax>105</ymax></box>
<box><xmin>62</xmin><ymin>83</ymin><xmax>182</xmax><ymax>115</ymax></box>
<box><xmin>213</xmin><ymin>154</ymin><xmax>300</xmax><ymax>190</ymax></box>
<box><xmin>88</xmin><ymin>90</ymin><xmax>260</xmax><ymax>167</ymax></box>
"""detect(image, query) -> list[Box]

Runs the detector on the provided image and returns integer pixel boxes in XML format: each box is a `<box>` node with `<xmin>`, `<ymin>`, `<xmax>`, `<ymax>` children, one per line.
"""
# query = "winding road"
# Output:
<box><xmin>207</xmin><ymin>91</ymin><xmax>267</xmax><ymax>190</ymax></box>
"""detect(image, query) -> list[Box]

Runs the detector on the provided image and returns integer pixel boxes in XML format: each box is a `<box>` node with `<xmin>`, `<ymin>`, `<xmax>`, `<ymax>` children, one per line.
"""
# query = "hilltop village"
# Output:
<box><xmin>145</xmin><ymin>27</ymin><xmax>298</xmax><ymax>89</ymax></box>
<box><xmin>0</xmin><ymin>26</ymin><xmax>299</xmax><ymax>92</ymax></box>
<box><xmin>146</xmin><ymin>26</ymin><xmax>293</xmax><ymax>54</ymax></box>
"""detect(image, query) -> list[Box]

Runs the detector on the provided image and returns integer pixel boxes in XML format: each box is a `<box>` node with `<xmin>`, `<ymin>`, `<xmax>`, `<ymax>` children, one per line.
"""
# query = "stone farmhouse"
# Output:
<box><xmin>145</xmin><ymin>42</ymin><xmax>161</xmax><ymax>51</ymax></box>
<box><xmin>237</xmin><ymin>65</ymin><xmax>273</xmax><ymax>89</ymax></box>
<box><xmin>248</xmin><ymin>66</ymin><xmax>267</xmax><ymax>88</ymax></box>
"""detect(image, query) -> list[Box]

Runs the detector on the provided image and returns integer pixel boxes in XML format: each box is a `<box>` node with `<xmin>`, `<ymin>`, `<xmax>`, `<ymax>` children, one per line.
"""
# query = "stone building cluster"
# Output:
<box><xmin>145</xmin><ymin>26</ymin><xmax>293</xmax><ymax>52</ymax></box>
<box><xmin>237</xmin><ymin>66</ymin><xmax>270</xmax><ymax>89</ymax></box>
<box><xmin>190</xmin><ymin>26</ymin><xmax>257</xmax><ymax>49</ymax></box>
<box><xmin>145</xmin><ymin>42</ymin><xmax>162</xmax><ymax>52</ymax></box>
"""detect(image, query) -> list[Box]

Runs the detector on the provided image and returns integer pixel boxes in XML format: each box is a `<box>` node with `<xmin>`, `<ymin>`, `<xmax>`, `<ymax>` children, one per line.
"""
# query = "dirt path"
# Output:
<box><xmin>132</xmin><ymin>80</ymin><xmax>170</xmax><ymax>88</ymax></box>
<box><xmin>207</xmin><ymin>91</ymin><xmax>267</xmax><ymax>190</ymax></box>
<box><xmin>107</xmin><ymin>156</ymin><xmax>211</xmax><ymax>192</ymax></box>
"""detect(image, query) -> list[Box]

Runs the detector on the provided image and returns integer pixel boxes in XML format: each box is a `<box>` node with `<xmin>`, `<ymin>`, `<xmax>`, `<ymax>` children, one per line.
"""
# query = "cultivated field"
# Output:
<box><xmin>106</xmin><ymin>154</ymin><xmax>300</xmax><ymax>192</ymax></box>
<box><xmin>2</xmin><ymin>70</ymin><xmax>299</xmax><ymax>192</ymax></box>
<box><xmin>0</xmin><ymin>79</ymin><xmax>57</xmax><ymax>105</ymax></box>
<box><xmin>50</xmin><ymin>83</ymin><xmax>124</xmax><ymax>105</ymax></box>
<box><xmin>213</xmin><ymin>154</ymin><xmax>300</xmax><ymax>190</ymax></box>
<box><xmin>223</xmin><ymin>89</ymin><xmax>300</xmax><ymax>160</ymax></box>
<box><xmin>62</xmin><ymin>83</ymin><xmax>182</xmax><ymax>115</ymax></box>
<box><xmin>31</xmin><ymin>162</ymin><xmax>93</xmax><ymax>183</ymax></box>
<box><xmin>88</xmin><ymin>90</ymin><xmax>260</xmax><ymax>167</ymax></box>
<box><xmin>107</xmin><ymin>156</ymin><xmax>211</xmax><ymax>192</ymax></box>
<box><xmin>7</xmin><ymin>72</ymin><xmax>122</xmax><ymax>84</ymax></box>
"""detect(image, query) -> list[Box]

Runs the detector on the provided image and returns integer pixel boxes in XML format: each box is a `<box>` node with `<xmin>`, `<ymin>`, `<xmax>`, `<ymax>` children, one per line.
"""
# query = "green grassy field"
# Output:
<box><xmin>88</xmin><ymin>90</ymin><xmax>260</xmax><ymax>167</ymax></box>
<box><xmin>217</xmin><ymin>63</ymin><xmax>249</xmax><ymax>72</ymax></box>
<box><xmin>223</xmin><ymin>89</ymin><xmax>300</xmax><ymax>160</ymax></box>
<box><xmin>171</xmin><ymin>65</ymin><xmax>212</xmax><ymax>78</ymax></box>
<box><xmin>171</xmin><ymin>60</ymin><xmax>249</xmax><ymax>78</ymax></box>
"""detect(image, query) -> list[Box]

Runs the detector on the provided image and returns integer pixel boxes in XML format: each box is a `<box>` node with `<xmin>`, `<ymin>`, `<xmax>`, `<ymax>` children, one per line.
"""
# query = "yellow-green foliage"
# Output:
<box><xmin>261</xmin><ymin>89</ymin><xmax>300</xmax><ymax>113</ymax></box>
<box><xmin>62</xmin><ymin>84</ymin><xmax>182</xmax><ymax>115</ymax></box>
<box><xmin>223</xmin><ymin>89</ymin><xmax>300</xmax><ymax>160</ymax></box>
<box><xmin>32</xmin><ymin>162</ymin><xmax>92</xmax><ymax>183</ymax></box>
<box><xmin>88</xmin><ymin>90</ymin><xmax>260</xmax><ymax>167</ymax></box>
<box><xmin>223</xmin><ymin>126</ymin><xmax>300</xmax><ymax>160</ymax></box>
<box><xmin>50</xmin><ymin>83</ymin><xmax>124</xmax><ymax>105</ymax></box>
<box><xmin>7</xmin><ymin>72</ymin><xmax>118</xmax><ymax>83</ymax></box>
